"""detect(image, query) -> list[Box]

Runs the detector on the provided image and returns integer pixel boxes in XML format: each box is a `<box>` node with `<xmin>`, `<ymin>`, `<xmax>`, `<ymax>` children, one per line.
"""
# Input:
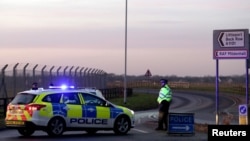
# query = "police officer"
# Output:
<box><xmin>31</xmin><ymin>82</ymin><xmax>38</xmax><ymax>90</ymax></box>
<box><xmin>155</xmin><ymin>78</ymin><xmax>172</xmax><ymax>131</ymax></box>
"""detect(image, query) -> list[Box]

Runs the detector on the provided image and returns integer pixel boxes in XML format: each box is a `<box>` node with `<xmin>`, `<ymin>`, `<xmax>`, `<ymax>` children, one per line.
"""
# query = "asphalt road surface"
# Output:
<box><xmin>0</xmin><ymin>90</ymin><xmax>245</xmax><ymax>141</ymax></box>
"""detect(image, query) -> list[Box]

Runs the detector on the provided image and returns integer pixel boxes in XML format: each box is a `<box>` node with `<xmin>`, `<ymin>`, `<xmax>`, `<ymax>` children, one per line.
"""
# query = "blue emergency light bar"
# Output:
<box><xmin>49</xmin><ymin>85</ymin><xmax>75</xmax><ymax>89</ymax></box>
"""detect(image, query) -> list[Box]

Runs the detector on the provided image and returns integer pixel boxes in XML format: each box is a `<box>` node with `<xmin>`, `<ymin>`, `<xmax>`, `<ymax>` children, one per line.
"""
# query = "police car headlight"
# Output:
<box><xmin>130</xmin><ymin>109</ymin><xmax>134</xmax><ymax>115</ymax></box>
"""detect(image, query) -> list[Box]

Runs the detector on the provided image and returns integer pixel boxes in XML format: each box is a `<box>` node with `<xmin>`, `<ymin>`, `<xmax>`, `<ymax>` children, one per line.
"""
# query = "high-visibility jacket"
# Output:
<box><xmin>157</xmin><ymin>84</ymin><xmax>172</xmax><ymax>104</ymax></box>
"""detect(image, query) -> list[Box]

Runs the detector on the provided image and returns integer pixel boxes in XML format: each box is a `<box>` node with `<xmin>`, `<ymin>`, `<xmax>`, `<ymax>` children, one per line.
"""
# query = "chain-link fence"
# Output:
<box><xmin>0</xmin><ymin>63</ymin><xmax>107</xmax><ymax>99</ymax></box>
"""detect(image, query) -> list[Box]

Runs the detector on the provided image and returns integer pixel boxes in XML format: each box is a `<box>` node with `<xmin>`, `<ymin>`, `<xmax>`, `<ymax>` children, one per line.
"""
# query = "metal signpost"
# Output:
<box><xmin>213</xmin><ymin>29</ymin><xmax>249</xmax><ymax>125</ymax></box>
<box><xmin>124</xmin><ymin>0</ymin><xmax>128</xmax><ymax>104</ymax></box>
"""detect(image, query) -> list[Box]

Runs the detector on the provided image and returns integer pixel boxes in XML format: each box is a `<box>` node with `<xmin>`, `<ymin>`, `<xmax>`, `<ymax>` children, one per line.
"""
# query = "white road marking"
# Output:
<box><xmin>132</xmin><ymin>128</ymin><xmax>149</xmax><ymax>133</ymax></box>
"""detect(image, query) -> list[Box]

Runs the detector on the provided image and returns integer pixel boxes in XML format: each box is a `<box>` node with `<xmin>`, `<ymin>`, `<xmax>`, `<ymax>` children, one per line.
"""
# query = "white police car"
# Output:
<box><xmin>5</xmin><ymin>85</ymin><xmax>135</xmax><ymax>137</ymax></box>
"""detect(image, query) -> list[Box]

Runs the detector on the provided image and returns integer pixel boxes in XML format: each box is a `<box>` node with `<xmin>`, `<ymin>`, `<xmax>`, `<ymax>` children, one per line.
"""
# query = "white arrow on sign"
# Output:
<box><xmin>218</xmin><ymin>31</ymin><xmax>245</xmax><ymax>47</ymax></box>
<box><xmin>239</xmin><ymin>104</ymin><xmax>247</xmax><ymax>116</ymax></box>
<box><xmin>172</xmin><ymin>125</ymin><xmax>190</xmax><ymax>131</ymax></box>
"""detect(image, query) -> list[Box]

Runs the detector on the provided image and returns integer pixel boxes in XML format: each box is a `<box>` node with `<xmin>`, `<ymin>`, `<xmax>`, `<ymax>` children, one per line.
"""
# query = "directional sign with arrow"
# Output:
<box><xmin>168</xmin><ymin>113</ymin><xmax>194</xmax><ymax>134</ymax></box>
<box><xmin>213</xmin><ymin>29</ymin><xmax>249</xmax><ymax>59</ymax></box>
<box><xmin>218</xmin><ymin>31</ymin><xmax>244</xmax><ymax>47</ymax></box>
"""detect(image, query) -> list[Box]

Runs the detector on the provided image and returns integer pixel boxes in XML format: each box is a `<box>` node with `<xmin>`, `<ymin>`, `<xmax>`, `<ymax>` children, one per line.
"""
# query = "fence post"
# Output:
<box><xmin>56</xmin><ymin>66</ymin><xmax>61</xmax><ymax>85</ymax></box>
<box><xmin>0</xmin><ymin>64</ymin><xmax>8</xmax><ymax>98</ymax></box>
<box><xmin>13</xmin><ymin>63</ymin><xmax>19</xmax><ymax>97</ymax></box>
<box><xmin>41</xmin><ymin>65</ymin><xmax>47</xmax><ymax>87</ymax></box>
<box><xmin>84</xmin><ymin>68</ymin><xmax>88</xmax><ymax>87</ymax></box>
<box><xmin>74</xmin><ymin>66</ymin><xmax>79</xmax><ymax>86</ymax></box>
<box><xmin>91</xmin><ymin>69</ymin><xmax>96</xmax><ymax>87</ymax></box>
<box><xmin>87</xmin><ymin>68</ymin><xmax>92</xmax><ymax>87</ymax></box>
<box><xmin>49</xmin><ymin>66</ymin><xmax>55</xmax><ymax>85</ymax></box>
<box><xmin>80</xmin><ymin>67</ymin><xmax>84</xmax><ymax>87</ymax></box>
<box><xmin>69</xmin><ymin>66</ymin><xmax>74</xmax><ymax>85</ymax></box>
<box><xmin>32</xmin><ymin>64</ymin><xmax>38</xmax><ymax>83</ymax></box>
<box><xmin>23</xmin><ymin>63</ymin><xmax>29</xmax><ymax>89</ymax></box>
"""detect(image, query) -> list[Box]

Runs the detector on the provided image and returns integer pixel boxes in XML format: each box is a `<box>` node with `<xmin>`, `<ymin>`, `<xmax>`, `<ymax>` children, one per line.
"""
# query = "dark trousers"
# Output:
<box><xmin>157</xmin><ymin>100</ymin><xmax>171</xmax><ymax>129</ymax></box>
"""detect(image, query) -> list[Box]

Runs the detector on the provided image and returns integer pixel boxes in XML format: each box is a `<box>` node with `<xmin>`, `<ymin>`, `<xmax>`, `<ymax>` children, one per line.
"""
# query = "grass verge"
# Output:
<box><xmin>108</xmin><ymin>93</ymin><xmax>158</xmax><ymax>111</ymax></box>
<box><xmin>109</xmin><ymin>93</ymin><xmax>209</xmax><ymax>133</ymax></box>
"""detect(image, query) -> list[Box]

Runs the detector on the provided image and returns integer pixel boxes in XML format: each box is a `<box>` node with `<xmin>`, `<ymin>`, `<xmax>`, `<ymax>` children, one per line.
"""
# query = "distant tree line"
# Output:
<box><xmin>106</xmin><ymin>73</ymin><xmax>246</xmax><ymax>84</ymax></box>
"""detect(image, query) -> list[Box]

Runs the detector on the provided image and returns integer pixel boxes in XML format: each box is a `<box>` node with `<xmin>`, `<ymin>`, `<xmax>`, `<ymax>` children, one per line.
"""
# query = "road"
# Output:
<box><xmin>135</xmin><ymin>89</ymin><xmax>245</xmax><ymax>124</ymax></box>
<box><xmin>0</xmin><ymin>90</ymin><xmax>245</xmax><ymax>141</ymax></box>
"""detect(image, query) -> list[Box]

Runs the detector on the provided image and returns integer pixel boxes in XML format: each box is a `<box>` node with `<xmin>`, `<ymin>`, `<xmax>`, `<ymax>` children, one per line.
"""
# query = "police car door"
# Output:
<box><xmin>81</xmin><ymin>93</ymin><xmax>112</xmax><ymax>128</ymax></box>
<box><xmin>61</xmin><ymin>92</ymin><xmax>82</xmax><ymax>128</ymax></box>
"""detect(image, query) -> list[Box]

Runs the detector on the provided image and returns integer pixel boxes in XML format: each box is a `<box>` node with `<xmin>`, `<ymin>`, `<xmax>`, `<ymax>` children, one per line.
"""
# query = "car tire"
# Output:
<box><xmin>18</xmin><ymin>128</ymin><xmax>35</xmax><ymax>136</ymax></box>
<box><xmin>113</xmin><ymin>116</ymin><xmax>130</xmax><ymax>135</ymax></box>
<box><xmin>47</xmin><ymin>117</ymin><xmax>65</xmax><ymax>136</ymax></box>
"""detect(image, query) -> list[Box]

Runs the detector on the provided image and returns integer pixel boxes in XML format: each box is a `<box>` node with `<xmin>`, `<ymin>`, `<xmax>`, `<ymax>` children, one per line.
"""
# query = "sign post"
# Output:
<box><xmin>144</xmin><ymin>69</ymin><xmax>152</xmax><ymax>88</ymax></box>
<box><xmin>213</xmin><ymin>29</ymin><xmax>249</xmax><ymax>125</ymax></box>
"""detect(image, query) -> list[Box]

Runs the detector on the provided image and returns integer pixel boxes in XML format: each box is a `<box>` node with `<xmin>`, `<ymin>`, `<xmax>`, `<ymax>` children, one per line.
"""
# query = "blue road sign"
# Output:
<box><xmin>168</xmin><ymin>113</ymin><xmax>194</xmax><ymax>134</ymax></box>
<box><xmin>239</xmin><ymin>104</ymin><xmax>247</xmax><ymax>116</ymax></box>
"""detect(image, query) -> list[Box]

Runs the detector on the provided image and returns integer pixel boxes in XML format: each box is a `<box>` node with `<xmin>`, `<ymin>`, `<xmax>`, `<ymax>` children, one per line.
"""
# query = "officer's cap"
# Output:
<box><xmin>160</xmin><ymin>79</ymin><xmax>168</xmax><ymax>84</ymax></box>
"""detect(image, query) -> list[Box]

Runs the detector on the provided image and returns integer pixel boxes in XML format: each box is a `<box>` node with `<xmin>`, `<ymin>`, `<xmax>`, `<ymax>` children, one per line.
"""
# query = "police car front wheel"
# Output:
<box><xmin>47</xmin><ymin>117</ymin><xmax>66</xmax><ymax>136</ymax></box>
<box><xmin>113</xmin><ymin>116</ymin><xmax>130</xmax><ymax>135</ymax></box>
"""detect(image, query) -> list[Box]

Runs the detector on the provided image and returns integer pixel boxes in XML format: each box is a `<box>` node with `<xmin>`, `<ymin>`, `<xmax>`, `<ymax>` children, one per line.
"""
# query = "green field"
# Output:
<box><xmin>108</xmin><ymin>93</ymin><xmax>158</xmax><ymax>111</ymax></box>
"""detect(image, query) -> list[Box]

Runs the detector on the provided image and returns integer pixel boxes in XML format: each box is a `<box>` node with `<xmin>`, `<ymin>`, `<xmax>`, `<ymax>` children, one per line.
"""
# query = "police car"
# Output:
<box><xmin>5</xmin><ymin>85</ymin><xmax>135</xmax><ymax>137</ymax></box>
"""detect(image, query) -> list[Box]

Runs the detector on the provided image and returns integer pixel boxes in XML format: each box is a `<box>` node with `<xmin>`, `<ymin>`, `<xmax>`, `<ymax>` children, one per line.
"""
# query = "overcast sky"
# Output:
<box><xmin>1</xmin><ymin>0</ymin><xmax>250</xmax><ymax>77</ymax></box>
